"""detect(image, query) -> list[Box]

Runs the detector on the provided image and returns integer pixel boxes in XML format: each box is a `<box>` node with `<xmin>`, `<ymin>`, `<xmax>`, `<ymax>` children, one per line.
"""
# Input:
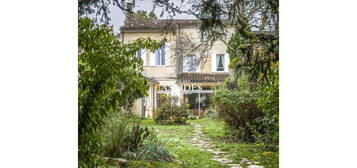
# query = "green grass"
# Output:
<box><xmin>126</xmin><ymin>161</ymin><xmax>180</xmax><ymax>168</ymax></box>
<box><xmin>140</xmin><ymin>119</ymin><xmax>228</xmax><ymax>168</ymax></box>
<box><xmin>116</xmin><ymin>118</ymin><xmax>278</xmax><ymax>168</ymax></box>
<box><xmin>191</xmin><ymin>118</ymin><xmax>279</xmax><ymax>168</ymax></box>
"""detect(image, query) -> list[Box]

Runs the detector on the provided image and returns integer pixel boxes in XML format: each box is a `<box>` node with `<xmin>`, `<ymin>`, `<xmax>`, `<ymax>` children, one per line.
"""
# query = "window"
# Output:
<box><xmin>183</xmin><ymin>55</ymin><xmax>200</xmax><ymax>72</ymax></box>
<box><xmin>200</xmin><ymin>31</ymin><xmax>209</xmax><ymax>42</ymax></box>
<box><xmin>216</xmin><ymin>54</ymin><xmax>225</xmax><ymax>71</ymax></box>
<box><xmin>136</xmin><ymin>48</ymin><xmax>142</xmax><ymax>59</ymax></box>
<box><xmin>136</xmin><ymin>48</ymin><xmax>146</xmax><ymax>66</ymax></box>
<box><xmin>155</xmin><ymin>45</ymin><xmax>165</xmax><ymax>65</ymax></box>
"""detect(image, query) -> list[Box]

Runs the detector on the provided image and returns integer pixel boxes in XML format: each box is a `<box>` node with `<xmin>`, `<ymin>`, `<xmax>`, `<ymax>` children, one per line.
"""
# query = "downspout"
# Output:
<box><xmin>121</xmin><ymin>32</ymin><xmax>124</xmax><ymax>43</ymax></box>
<box><xmin>176</xmin><ymin>24</ymin><xmax>181</xmax><ymax>74</ymax></box>
<box><xmin>176</xmin><ymin>24</ymin><xmax>183</xmax><ymax>105</ymax></box>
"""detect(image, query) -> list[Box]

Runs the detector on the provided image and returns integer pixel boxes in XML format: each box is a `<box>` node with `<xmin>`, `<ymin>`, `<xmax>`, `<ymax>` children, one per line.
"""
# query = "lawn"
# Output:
<box><xmin>191</xmin><ymin>118</ymin><xmax>279</xmax><ymax>168</ymax></box>
<box><xmin>120</xmin><ymin>118</ymin><xmax>278</xmax><ymax>168</ymax></box>
<box><xmin>135</xmin><ymin>119</ymin><xmax>228</xmax><ymax>168</ymax></box>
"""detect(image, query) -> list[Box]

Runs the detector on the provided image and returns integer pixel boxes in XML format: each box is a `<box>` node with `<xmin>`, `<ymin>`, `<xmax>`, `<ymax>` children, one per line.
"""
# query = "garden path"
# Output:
<box><xmin>188</xmin><ymin>122</ymin><xmax>264</xmax><ymax>168</ymax></box>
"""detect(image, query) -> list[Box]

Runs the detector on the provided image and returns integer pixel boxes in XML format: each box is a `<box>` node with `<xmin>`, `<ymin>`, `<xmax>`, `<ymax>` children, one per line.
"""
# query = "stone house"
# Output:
<box><xmin>120</xmin><ymin>14</ymin><xmax>232</xmax><ymax>118</ymax></box>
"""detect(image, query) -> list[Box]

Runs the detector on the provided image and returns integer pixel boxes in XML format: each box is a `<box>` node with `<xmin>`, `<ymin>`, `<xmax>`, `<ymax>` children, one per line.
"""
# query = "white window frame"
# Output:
<box><xmin>211</xmin><ymin>53</ymin><xmax>229</xmax><ymax>72</ymax></box>
<box><xmin>150</xmin><ymin>43</ymin><xmax>170</xmax><ymax>66</ymax></box>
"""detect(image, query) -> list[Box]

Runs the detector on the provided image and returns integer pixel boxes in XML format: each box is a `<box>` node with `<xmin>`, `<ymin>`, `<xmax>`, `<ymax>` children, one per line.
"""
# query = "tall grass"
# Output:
<box><xmin>100</xmin><ymin>113</ymin><xmax>175</xmax><ymax>161</ymax></box>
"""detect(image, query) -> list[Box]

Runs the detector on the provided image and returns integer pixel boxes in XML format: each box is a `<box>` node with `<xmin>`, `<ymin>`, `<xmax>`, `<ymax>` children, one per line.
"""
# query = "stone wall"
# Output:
<box><xmin>123</xmin><ymin>25</ymin><xmax>233</xmax><ymax>118</ymax></box>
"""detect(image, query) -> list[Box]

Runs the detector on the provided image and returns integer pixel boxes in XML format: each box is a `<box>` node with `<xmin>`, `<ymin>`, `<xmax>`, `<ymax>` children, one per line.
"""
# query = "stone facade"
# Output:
<box><xmin>121</xmin><ymin>19</ymin><xmax>232</xmax><ymax>118</ymax></box>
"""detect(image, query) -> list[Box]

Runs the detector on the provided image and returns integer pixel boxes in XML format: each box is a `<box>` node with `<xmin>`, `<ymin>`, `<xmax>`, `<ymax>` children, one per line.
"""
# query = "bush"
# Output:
<box><xmin>78</xmin><ymin>18</ymin><xmax>161</xmax><ymax>166</ymax></box>
<box><xmin>211</xmin><ymin>88</ymin><xmax>263</xmax><ymax>142</ymax></box>
<box><xmin>122</xmin><ymin>133</ymin><xmax>174</xmax><ymax>161</ymax></box>
<box><xmin>204</xmin><ymin>108</ymin><xmax>218</xmax><ymax>118</ymax></box>
<box><xmin>188</xmin><ymin>114</ymin><xmax>199</xmax><ymax>120</ymax></box>
<box><xmin>101</xmin><ymin>113</ymin><xmax>175</xmax><ymax>161</ymax></box>
<box><xmin>253</xmin><ymin>68</ymin><xmax>279</xmax><ymax>149</ymax></box>
<box><xmin>154</xmin><ymin>94</ymin><xmax>189</xmax><ymax>125</ymax></box>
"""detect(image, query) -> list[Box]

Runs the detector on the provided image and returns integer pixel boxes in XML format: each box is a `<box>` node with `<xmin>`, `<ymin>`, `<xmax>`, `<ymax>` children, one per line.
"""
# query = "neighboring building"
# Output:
<box><xmin>121</xmin><ymin>8</ymin><xmax>231</xmax><ymax>118</ymax></box>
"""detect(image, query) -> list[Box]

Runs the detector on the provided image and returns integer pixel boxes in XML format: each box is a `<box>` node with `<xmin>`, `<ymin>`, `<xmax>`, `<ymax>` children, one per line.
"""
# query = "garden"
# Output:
<box><xmin>78</xmin><ymin>0</ymin><xmax>278</xmax><ymax>167</ymax></box>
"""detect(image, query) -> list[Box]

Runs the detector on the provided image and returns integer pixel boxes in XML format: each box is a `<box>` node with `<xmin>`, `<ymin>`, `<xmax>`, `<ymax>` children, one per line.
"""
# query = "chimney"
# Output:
<box><xmin>124</xmin><ymin>0</ymin><xmax>134</xmax><ymax>24</ymax></box>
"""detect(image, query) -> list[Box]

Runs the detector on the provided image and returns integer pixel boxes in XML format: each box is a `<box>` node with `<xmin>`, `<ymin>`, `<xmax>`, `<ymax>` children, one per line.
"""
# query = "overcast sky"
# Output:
<box><xmin>104</xmin><ymin>0</ymin><xmax>196</xmax><ymax>32</ymax></box>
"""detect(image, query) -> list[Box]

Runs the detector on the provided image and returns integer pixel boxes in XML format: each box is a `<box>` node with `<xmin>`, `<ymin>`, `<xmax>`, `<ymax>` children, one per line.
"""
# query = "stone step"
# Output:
<box><xmin>212</xmin><ymin>157</ymin><xmax>233</xmax><ymax>164</ymax></box>
<box><xmin>226</xmin><ymin>164</ymin><xmax>243</xmax><ymax>168</ymax></box>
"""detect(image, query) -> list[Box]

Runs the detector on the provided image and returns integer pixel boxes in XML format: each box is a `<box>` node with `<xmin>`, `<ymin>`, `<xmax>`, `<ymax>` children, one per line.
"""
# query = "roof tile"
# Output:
<box><xmin>121</xmin><ymin>19</ymin><xmax>201</xmax><ymax>31</ymax></box>
<box><xmin>177</xmin><ymin>72</ymin><xmax>229</xmax><ymax>84</ymax></box>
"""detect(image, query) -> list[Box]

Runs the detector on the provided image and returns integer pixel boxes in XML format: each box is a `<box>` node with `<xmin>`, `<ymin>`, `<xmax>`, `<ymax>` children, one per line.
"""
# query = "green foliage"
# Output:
<box><xmin>79</xmin><ymin>0</ymin><xmax>128</xmax><ymax>24</ymax></box>
<box><xmin>193</xmin><ymin>118</ymin><xmax>279</xmax><ymax>168</ymax></box>
<box><xmin>134</xmin><ymin>10</ymin><xmax>158</xmax><ymax>19</ymax></box>
<box><xmin>253</xmin><ymin>66</ymin><xmax>279</xmax><ymax>149</ymax></box>
<box><xmin>101</xmin><ymin>113</ymin><xmax>175</xmax><ymax>162</ymax></box>
<box><xmin>204</xmin><ymin>108</ymin><xmax>218</xmax><ymax>118</ymax></box>
<box><xmin>211</xmin><ymin>87</ymin><xmax>262</xmax><ymax>142</ymax></box>
<box><xmin>211</xmin><ymin>68</ymin><xmax>279</xmax><ymax>148</ymax></box>
<box><xmin>122</xmin><ymin>133</ymin><xmax>175</xmax><ymax>161</ymax></box>
<box><xmin>126</xmin><ymin>160</ymin><xmax>180</xmax><ymax>168</ymax></box>
<box><xmin>101</xmin><ymin>113</ymin><xmax>148</xmax><ymax>158</ymax></box>
<box><xmin>154</xmin><ymin>95</ymin><xmax>189</xmax><ymax>125</ymax></box>
<box><xmin>141</xmin><ymin>120</ymin><xmax>228</xmax><ymax>168</ymax></box>
<box><xmin>227</xmin><ymin>32</ymin><xmax>279</xmax><ymax>87</ymax></box>
<box><xmin>78</xmin><ymin>17</ymin><xmax>161</xmax><ymax>167</ymax></box>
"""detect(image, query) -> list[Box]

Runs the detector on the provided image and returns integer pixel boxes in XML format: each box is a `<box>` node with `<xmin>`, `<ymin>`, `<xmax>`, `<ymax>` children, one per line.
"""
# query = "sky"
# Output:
<box><xmin>105</xmin><ymin>0</ymin><xmax>196</xmax><ymax>32</ymax></box>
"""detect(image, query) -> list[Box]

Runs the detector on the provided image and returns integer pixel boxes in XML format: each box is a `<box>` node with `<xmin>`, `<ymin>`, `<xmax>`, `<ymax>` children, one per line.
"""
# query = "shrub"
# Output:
<box><xmin>188</xmin><ymin>114</ymin><xmax>199</xmax><ymax>120</ymax></box>
<box><xmin>78</xmin><ymin>18</ymin><xmax>161</xmax><ymax>166</ymax></box>
<box><xmin>123</xmin><ymin>133</ymin><xmax>175</xmax><ymax>161</ymax></box>
<box><xmin>253</xmin><ymin>68</ymin><xmax>279</xmax><ymax>149</ymax></box>
<box><xmin>211</xmin><ymin>88</ymin><xmax>263</xmax><ymax>142</ymax></box>
<box><xmin>101</xmin><ymin>113</ymin><xmax>175</xmax><ymax>161</ymax></box>
<box><xmin>154</xmin><ymin>94</ymin><xmax>189</xmax><ymax>125</ymax></box>
<box><xmin>204</xmin><ymin>108</ymin><xmax>218</xmax><ymax>118</ymax></box>
<box><xmin>101</xmin><ymin>113</ymin><xmax>147</xmax><ymax>158</ymax></box>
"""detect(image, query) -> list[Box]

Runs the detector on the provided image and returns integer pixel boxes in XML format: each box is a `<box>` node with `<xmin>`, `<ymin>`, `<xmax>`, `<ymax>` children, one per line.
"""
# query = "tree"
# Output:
<box><xmin>134</xmin><ymin>10</ymin><xmax>157</xmax><ymax>19</ymax></box>
<box><xmin>78</xmin><ymin>18</ymin><xmax>161</xmax><ymax>167</ymax></box>
<box><xmin>78</xmin><ymin>0</ymin><xmax>131</xmax><ymax>24</ymax></box>
<box><xmin>78</xmin><ymin>0</ymin><xmax>158</xmax><ymax>23</ymax></box>
<box><xmin>153</xmin><ymin>0</ymin><xmax>279</xmax><ymax>86</ymax></box>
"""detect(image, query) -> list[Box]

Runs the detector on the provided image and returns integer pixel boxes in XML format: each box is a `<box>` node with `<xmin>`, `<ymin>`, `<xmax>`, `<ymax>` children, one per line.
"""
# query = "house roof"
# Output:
<box><xmin>177</xmin><ymin>72</ymin><xmax>230</xmax><ymax>84</ymax></box>
<box><xmin>120</xmin><ymin>19</ymin><xmax>201</xmax><ymax>32</ymax></box>
<box><xmin>144</xmin><ymin>75</ymin><xmax>159</xmax><ymax>84</ymax></box>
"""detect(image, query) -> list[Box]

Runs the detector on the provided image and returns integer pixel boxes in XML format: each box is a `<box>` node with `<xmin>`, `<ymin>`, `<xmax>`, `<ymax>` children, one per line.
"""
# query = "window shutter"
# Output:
<box><xmin>211</xmin><ymin>53</ymin><xmax>216</xmax><ymax>72</ymax></box>
<box><xmin>150</xmin><ymin>50</ymin><xmax>155</xmax><ymax>66</ymax></box>
<box><xmin>141</xmin><ymin>48</ymin><xmax>146</xmax><ymax>66</ymax></box>
<box><xmin>165</xmin><ymin>43</ymin><xmax>171</xmax><ymax>65</ymax></box>
<box><xmin>161</xmin><ymin>46</ymin><xmax>165</xmax><ymax>65</ymax></box>
<box><xmin>225</xmin><ymin>54</ymin><xmax>230</xmax><ymax>72</ymax></box>
<box><xmin>155</xmin><ymin>49</ymin><xmax>160</xmax><ymax>65</ymax></box>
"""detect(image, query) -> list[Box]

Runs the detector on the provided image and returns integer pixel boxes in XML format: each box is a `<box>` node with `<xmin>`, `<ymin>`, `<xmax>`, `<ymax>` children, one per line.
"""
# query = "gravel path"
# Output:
<box><xmin>188</xmin><ymin>122</ymin><xmax>264</xmax><ymax>168</ymax></box>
